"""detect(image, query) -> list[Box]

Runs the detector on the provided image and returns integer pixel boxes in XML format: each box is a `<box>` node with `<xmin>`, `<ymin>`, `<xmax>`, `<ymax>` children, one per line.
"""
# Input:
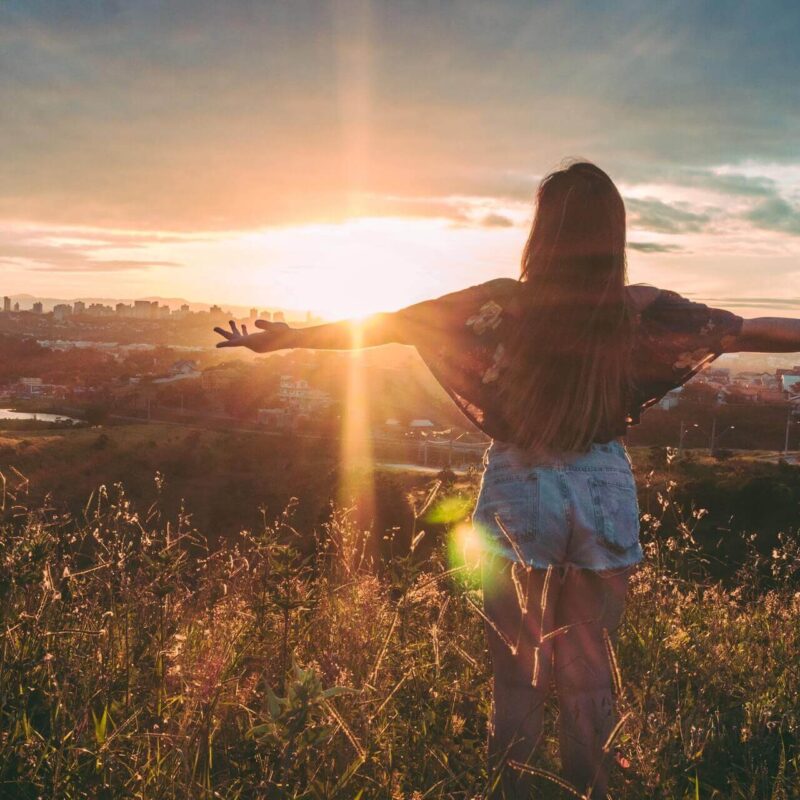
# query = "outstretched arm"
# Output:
<box><xmin>214</xmin><ymin>312</ymin><xmax>409</xmax><ymax>353</ymax></box>
<box><xmin>729</xmin><ymin>318</ymin><xmax>800</xmax><ymax>353</ymax></box>
<box><xmin>213</xmin><ymin>280</ymin><xmax>501</xmax><ymax>354</ymax></box>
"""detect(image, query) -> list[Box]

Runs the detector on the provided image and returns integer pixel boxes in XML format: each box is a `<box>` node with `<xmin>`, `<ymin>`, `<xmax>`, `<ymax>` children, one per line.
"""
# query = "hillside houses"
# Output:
<box><xmin>717</xmin><ymin>384</ymin><xmax>785</xmax><ymax>405</ymax></box>
<box><xmin>257</xmin><ymin>375</ymin><xmax>333</xmax><ymax>430</ymax></box>
<box><xmin>201</xmin><ymin>363</ymin><xmax>243</xmax><ymax>391</ymax></box>
<box><xmin>277</xmin><ymin>375</ymin><xmax>332</xmax><ymax>413</ymax></box>
<box><xmin>656</xmin><ymin>365</ymin><xmax>800</xmax><ymax>410</ymax></box>
<box><xmin>780</xmin><ymin>373</ymin><xmax>800</xmax><ymax>398</ymax></box>
<box><xmin>152</xmin><ymin>359</ymin><xmax>201</xmax><ymax>384</ymax></box>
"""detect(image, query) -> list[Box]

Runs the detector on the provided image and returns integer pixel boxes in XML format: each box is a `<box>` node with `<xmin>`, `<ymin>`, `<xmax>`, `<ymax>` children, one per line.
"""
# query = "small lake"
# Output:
<box><xmin>0</xmin><ymin>409</ymin><xmax>82</xmax><ymax>424</ymax></box>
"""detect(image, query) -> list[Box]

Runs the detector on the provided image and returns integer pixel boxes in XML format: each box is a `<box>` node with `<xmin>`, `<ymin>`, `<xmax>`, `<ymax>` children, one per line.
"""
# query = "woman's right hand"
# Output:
<box><xmin>213</xmin><ymin>320</ymin><xmax>294</xmax><ymax>353</ymax></box>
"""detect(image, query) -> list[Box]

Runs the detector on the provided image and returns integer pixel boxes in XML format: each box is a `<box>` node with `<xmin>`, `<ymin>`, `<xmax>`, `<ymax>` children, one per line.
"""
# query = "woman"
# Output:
<box><xmin>214</xmin><ymin>161</ymin><xmax>800</xmax><ymax>798</ymax></box>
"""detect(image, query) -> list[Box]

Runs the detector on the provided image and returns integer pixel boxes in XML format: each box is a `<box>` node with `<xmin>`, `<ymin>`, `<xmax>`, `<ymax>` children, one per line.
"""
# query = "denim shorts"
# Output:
<box><xmin>472</xmin><ymin>438</ymin><xmax>643</xmax><ymax>571</ymax></box>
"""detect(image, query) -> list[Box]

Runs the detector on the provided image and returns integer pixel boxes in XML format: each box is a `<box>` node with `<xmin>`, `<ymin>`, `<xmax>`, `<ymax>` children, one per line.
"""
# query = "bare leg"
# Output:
<box><xmin>554</xmin><ymin>566</ymin><xmax>632</xmax><ymax>799</ymax></box>
<box><xmin>482</xmin><ymin>554</ymin><xmax>560</xmax><ymax>798</ymax></box>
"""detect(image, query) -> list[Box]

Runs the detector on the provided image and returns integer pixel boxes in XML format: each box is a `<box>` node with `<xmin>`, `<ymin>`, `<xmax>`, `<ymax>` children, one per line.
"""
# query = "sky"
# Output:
<box><xmin>1</xmin><ymin>0</ymin><xmax>799</xmax><ymax>318</ymax></box>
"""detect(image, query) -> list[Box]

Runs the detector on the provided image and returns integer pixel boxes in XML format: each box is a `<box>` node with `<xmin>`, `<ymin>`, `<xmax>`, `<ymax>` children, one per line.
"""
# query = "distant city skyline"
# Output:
<box><xmin>1</xmin><ymin>2</ymin><xmax>799</xmax><ymax>318</ymax></box>
<box><xmin>0</xmin><ymin>290</ymin><xmax>316</xmax><ymax>320</ymax></box>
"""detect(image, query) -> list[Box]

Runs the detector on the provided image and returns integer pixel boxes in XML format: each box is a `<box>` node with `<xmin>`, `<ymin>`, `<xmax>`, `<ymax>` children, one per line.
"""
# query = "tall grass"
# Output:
<box><xmin>0</xmin><ymin>466</ymin><xmax>798</xmax><ymax>798</ymax></box>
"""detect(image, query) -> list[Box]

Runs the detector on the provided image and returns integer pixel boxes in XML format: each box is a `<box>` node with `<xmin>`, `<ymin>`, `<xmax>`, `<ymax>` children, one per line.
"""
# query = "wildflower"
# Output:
<box><xmin>740</xmin><ymin>726</ymin><xmax>751</xmax><ymax>742</ymax></box>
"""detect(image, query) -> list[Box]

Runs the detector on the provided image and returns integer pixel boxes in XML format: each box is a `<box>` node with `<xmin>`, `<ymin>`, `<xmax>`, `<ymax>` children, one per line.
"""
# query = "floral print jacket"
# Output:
<box><xmin>393</xmin><ymin>278</ymin><xmax>743</xmax><ymax>444</ymax></box>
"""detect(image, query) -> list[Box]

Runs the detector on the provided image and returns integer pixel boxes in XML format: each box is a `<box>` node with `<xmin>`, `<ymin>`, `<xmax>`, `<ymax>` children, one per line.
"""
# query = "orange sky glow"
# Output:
<box><xmin>1</xmin><ymin>3</ymin><xmax>799</xmax><ymax>319</ymax></box>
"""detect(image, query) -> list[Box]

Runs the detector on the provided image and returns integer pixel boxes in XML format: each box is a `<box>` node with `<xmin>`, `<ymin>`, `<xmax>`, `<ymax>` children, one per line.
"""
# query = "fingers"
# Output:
<box><xmin>214</xmin><ymin>319</ymin><xmax>255</xmax><ymax>349</ymax></box>
<box><xmin>254</xmin><ymin>319</ymin><xmax>269</xmax><ymax>330</ymax></box>
<box><xmin>214</xmin><ymin>323</ymin><xmax>241</xmax><ymax>348</ymax></box>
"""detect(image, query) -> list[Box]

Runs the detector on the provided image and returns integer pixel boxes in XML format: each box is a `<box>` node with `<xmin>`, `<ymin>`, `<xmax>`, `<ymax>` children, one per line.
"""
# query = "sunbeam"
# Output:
<box><xmin>338</xmin><ymin>319</ymin><xmax>376</xmax><ymax>541</ymax></box>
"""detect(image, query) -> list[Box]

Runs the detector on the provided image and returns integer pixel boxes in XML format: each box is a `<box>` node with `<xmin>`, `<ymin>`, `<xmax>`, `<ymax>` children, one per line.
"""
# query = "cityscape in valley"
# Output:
<box><xmin>2</xmin><ymin>291</ymin><xmax>800</xmax><ymax>463</ymax></box>
<box><xmin>0</xmin><ymin>291</ymin><xmax>491</xmax><ymax>468</ymax></box>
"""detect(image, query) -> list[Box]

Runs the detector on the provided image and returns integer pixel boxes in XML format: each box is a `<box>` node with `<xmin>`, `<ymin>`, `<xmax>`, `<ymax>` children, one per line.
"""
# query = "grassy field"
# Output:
<box><xmin>1</xmin><ymin>427</ymin><xmax>799</xmax><ymax>797</ymax></box>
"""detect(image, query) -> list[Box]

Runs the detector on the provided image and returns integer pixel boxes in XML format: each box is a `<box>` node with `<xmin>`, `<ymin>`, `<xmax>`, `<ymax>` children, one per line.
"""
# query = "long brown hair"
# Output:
<box><xmin>497</xmin><ymin>161</ymin><xmax>634</xmax><ymax>452</ymax></box>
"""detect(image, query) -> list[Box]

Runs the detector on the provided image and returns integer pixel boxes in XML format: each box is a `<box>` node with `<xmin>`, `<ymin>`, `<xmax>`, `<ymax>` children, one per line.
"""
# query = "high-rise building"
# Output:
<box><xmin>53</xmin><ymin>303</ymin><xmax>72</xmax><ymax>321</ymax></box>
<box><xmin>13</xmin><ymin>302</ymin><xmax>19</xmax><ymax>312</ymax></box>
<box><xmin>3</xmin><ymin>296</ymin><xmax>10</xmax><ymax>313</ymax></box>
<box><xmin>73</xmin><ymin>300</ymin><xmax>86</xmax><ymax>314</ymax></box>
<box><xmin>260</xmin><ymin>311</ymin><xmax>272</xmax><ymax>323</ymax></box>
<box><xmin>32</xmin><ymin>302</ymin><xmax>43</xmax><ymax>314</ymax></box>
<box><xmin>273</xmin><ymin>311</ymin><xmax>286</xmax><ymax>323</ymax></box>
<box><xmin>133</xmin><ymin>299</ymin><xmax>158</xmax><ymax>319</ymax></box>
<box><xmin>250</xmin><ymin>307</ymin><xmax>258</xmax><ymax>319</ymax></box>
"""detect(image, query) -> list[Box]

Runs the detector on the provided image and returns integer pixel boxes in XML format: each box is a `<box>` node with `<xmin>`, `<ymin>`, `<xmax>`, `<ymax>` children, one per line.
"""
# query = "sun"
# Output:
<box><xmin>287</xmin><ymin>220</ymin><xmax>431</xmax><ymax>320</ymax></box>
<box><xmin>246</xmin><ymin>217</ymin><xmax>469</xmax><ymax>321</ymax></box>
<box><xmin>307</xmin><ymin>262</ymin><xmax>396</xmax><ymax>320</ymax></box>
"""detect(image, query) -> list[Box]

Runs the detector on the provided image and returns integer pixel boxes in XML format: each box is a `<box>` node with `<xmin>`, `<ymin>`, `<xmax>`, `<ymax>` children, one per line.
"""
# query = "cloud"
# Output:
<box><xmin>628</xmin><ymin>241</ymin><xmax>683</xmax><ymax>253</ymax></box>
<box><xmin>1</xmin><ymin>1</ymin><xmax>798</xmax><ymax>230</ymax></box>
<box><xmin>624</xmin><ymin>171</ymin><xmax>800</xmax><ymax>239</ymax></box>
<box><xmin>648</xmin><ymin>169</ymin><xmax>779</xmax><ymax>198</ymax></box>
<box><xmin>23</xmin><ymin>259</ymin><xmax>180</xmax><ymax>272</ymax></box>
<box><xmin>343</xmin><ymin>194</ymin><xmax>521</xmax><ymax>227</ymax></box>
<box><xmin>480</xmin><ymin>213</ymin><xmax>514</xmax><ymax>228</ymax></box>
<box><xmin>0</xmin><ymin>227</ymin><xmax>183</xmax><ymax>271</ymax></box>
<box><xmin>744</xmin><ymin>197</ymin><xmax>800</xmax><ymax>236</ymax></box>
<box><xmin>358</xmin><ymin>195</ymin><xmax>470</xmax><ymax>223</ymax></box>
<box><xmin>626</xmin><ymin>198</ymin><xmax>714</xmax><ymax>234</ymax></box>
<box><xmin>700</xmin><ymin>297</ymin><xmax>800</xmax><ymax>311</ymax></box>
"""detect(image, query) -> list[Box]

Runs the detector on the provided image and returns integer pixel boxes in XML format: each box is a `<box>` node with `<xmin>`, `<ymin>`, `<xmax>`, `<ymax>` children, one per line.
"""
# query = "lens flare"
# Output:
<box><xmin>338</xmin><ymin>320</ymin><xmax>376</xmax><ymax>538</ymax></box>
<box><xmin>446</xmin><ymin>521</ymin><xmax>486</xmax><ymax>589</ymax></box>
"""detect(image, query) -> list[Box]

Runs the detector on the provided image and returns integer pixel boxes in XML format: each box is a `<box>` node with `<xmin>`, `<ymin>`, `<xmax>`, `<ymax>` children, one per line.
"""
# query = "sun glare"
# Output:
<box><xmin>229</xmin><ymin>216</ymin><xmax>524</xmax><ymax>321</ymax></box>
<box><xmin>269</xmin><ymin>219</ymin><xmax>439</xmax><ymax>320</ymax></box>
<box><xmin>445</xmin><ymin>521</ymin><xmax>485</xmax><ymax>589</ymax></box>
<box><xmin>338</xmin><ymin>319</ymin><xmax>376</xmax><ymax>536</ymax></box>
<box><xmin>306</xmin><ymin>261</ymin><xmax>393</xmax><ymax>320</ymax></box>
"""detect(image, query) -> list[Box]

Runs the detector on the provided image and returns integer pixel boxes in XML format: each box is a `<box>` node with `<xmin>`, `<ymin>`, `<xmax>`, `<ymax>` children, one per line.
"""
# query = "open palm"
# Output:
<box><xmin>213</xmin><ymin>319</ymin><xmax>292</xmax><ymax>353</ymax></box>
